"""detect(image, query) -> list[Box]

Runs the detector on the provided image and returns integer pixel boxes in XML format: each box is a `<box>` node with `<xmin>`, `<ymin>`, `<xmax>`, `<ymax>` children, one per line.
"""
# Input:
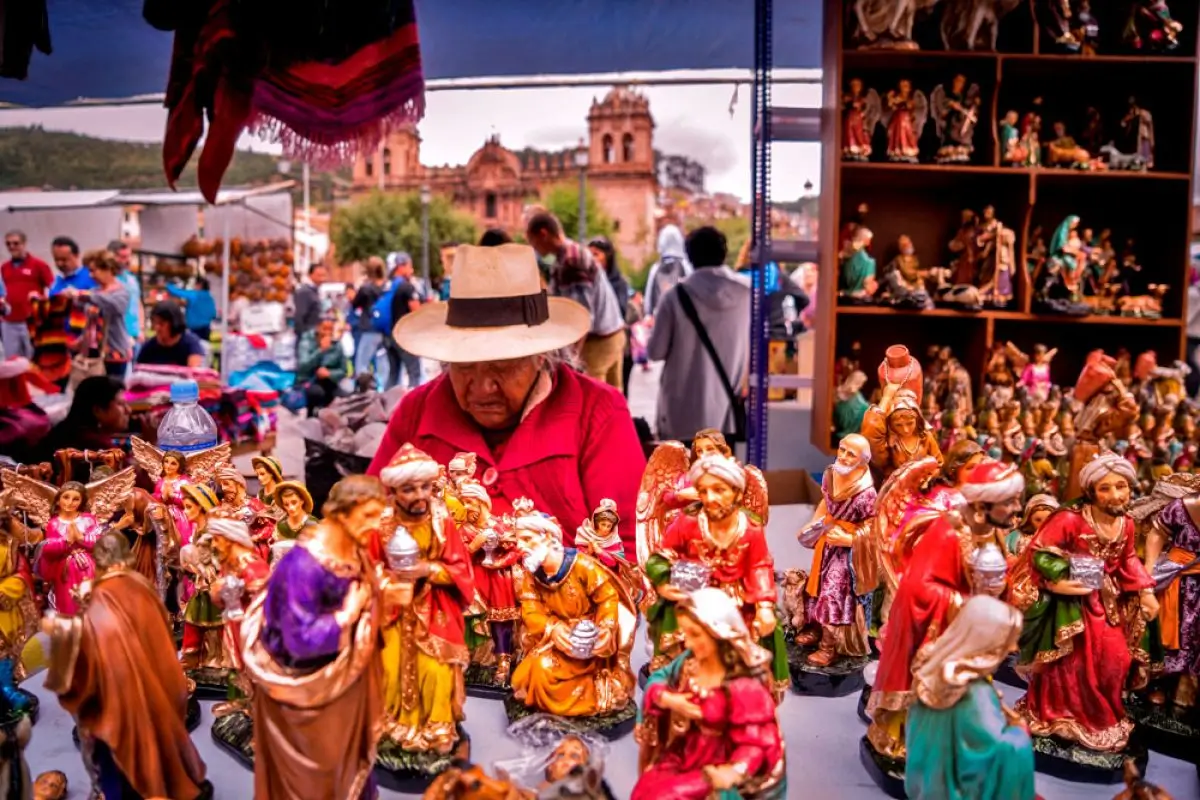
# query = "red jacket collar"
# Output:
<box><xmin>413</xmin><ymin>365</ymin><xmax>583</xmax><ymax>471</ymax></box>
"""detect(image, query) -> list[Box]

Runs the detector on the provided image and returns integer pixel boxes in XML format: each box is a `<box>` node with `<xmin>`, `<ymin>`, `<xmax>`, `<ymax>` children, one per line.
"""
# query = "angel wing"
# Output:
<box><xmin>862</xmin><ymin>88</ymin><xmax>883</xmax><ymax>136</ymax></box>
<box><xmin>131</xmin><ymin>436</ymin><xmax>165</xmax><ymax>483</ymax></box>
<box><xmin>869</xmin><ymin>456</ymin><xmax>943</xmax><ymax>594</ymax></box>
<box><xmin>0</xmin><ymin>470</ymin><xmax>56</xmax><ymax>529</ymax></box>
<box><xmin>185</xmin><ymin>442</ymin><xmax>233</xmax><ymax>484</ymax></box>
<box><xmin>87</xmin><ymin>467</ymin><xmax>136</xmax><ymax>524</ymax></box>
<box><xmin>911</xmin><ymin>89</ymin><xmax>930</xmax><ymax>140</ymax></box>
<box><xmin>742</xmin><ymin>465</ymin><xmax>770</xmax><ymax>527</ymax></box>
<box><xmin>929</xmin><ymin>84</ymin><xmax>948</xmax><ymax>138</ymax></box>
<box><xmin>1004</xmin><ymin>341</ymin><xmax>1030</xmax><ymax>372</ymax></box>
<box><xmin>635</xmin><ymin>441</ymin><xmax>690</xmax><ymax>568</ymax></box>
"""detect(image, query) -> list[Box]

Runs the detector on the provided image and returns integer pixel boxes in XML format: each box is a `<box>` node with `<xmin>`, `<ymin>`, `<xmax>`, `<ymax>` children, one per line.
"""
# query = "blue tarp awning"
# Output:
<box><xmin>2</xmin><ymin>0</ymin><xmax>822</xmax><ymax>107</ymax></box>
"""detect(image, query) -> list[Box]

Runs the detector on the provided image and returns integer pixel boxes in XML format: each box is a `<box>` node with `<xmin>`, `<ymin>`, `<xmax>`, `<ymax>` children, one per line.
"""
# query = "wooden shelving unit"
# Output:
<box><xmin>812</xmin><ymin>0</ymin><xmax>1200</xmax><ymax>453</ymax></box>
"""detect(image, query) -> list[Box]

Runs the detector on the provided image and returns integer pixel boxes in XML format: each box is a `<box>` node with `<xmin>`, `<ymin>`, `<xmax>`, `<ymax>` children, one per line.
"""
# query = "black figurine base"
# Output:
<box><xmin>187</xmin><ymin>667</ymin><xmax>232</xmax><ymax>700</ymax></box>
<box><xmin>16</xmin><ymin>689</ymin><xmax>38</xmax><ymax>725</ymax></box>
<box><xmin>211</xmin><ymin>710</ymin><xmax>255</xmax><ymax>768</ymax></box>
<box><xmin>993</xmin><ymin>653</ymin><xmax>1028</xmax><ymax>689</ymax></box>
<box><xmin>785</xmin><ymin>638</ymin><xmax>869</xmax><ymax>698</ymax></box>
<box><xmin>503</xmin><ymin>695</ymin><xmax>637</xmax><ymax>740</ymax></box>
<box><xmin>464</xmin><ymin>662</ymin><xmax>511</xmax><ymax>700</ymax></box>
<box><xmin>858</xmin><ymin>684</ymin><xmax>872</xmax><ymax>724</ymax></box>
<box><xmin>859</xmin><ymin>735</ymin><xmax>906</xmax><ymax>800</ymax></box>
<box><xmin>1030</xmin><ymin>732</ymin><xmax>1148</xmax><ymax>785</ymax></box>
<box><xmin>375</xmin><ymin>726</ymin><xmax>471</xmax><ymax>793</ymax></box>
<box><xmin>1125</xmin><ymin>694</ymin><xmax>1200</xmax><ymax>763</ymax></box>
<box><xmin>75</xmin><ymin>695</ymin><xmax>201</xmax><ymax>748</ymax></box>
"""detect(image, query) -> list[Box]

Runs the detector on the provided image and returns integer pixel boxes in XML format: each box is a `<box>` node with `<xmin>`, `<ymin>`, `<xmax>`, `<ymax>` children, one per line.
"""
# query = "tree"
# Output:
<box><xmin>539</xmin><ymin>182</ymin><xmax>617</xmax><ymax>244</ymax></box>
<box><xmin>331</xmin><ymin>191</ymin><xmax>477</xmax><ymax>276</ymax></box>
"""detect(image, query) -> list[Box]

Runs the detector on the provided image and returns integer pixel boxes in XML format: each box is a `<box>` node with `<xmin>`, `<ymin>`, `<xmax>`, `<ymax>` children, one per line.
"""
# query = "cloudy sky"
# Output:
<box><xmin>0</xmin><ymin>75</ymin><xmax>823</xmax><ymax>202</ymax></box>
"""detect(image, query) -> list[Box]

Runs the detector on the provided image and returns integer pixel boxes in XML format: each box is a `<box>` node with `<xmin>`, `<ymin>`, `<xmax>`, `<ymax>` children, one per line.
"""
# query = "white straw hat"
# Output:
<box><xmin>392</xmin><ymin>244</ymin><xmax>590</xmax><ymax>363</ymax></box>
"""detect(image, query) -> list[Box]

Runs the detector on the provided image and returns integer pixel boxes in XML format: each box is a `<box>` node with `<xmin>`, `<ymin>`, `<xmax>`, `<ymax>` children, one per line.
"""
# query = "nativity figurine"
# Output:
<box><xmin>1011</xmin><ymin>454</ymin><xmax>1157</xmax><ymax>765</ymax></box>
<box><xmin>883</xmin><ymin>79</ymin><xmax>928</xmax><ymax>162</ymax></box>
<box><xmin>931</xmin><ymin>75</ymin><xmax>981</xmax><ymax>164</ymax></box>
<box><xmin>851</xmin><ymin>0</ymin><xmax>927</xmax><ymax>50</ymax></box>
<box><xmin>834</xmin><ymin>371</ymin><xmax>871</xmax><ymax>444</ymax></box>
<box><xmin>641</xmin><ymin>454</ymin><xmax>787</xmax><ymax>698</ymax></box>
<box><xmin>860</xmin><ymin>385</ymin><xmax>943</xmax><ymax>483</ymax></box>
<box><xmin>938</xmin><ymin>0</ymin><xmax>1022</xmax><ymax>50</ymax></box>
<box><xmin>632</xmin><ymin>587</ymin><xmax>786</xmax><ymax>800</ymax></box>
<box><xmin>1006</xmin><ymin>494</ymin><xmax>1059</xmax><ymax>559</ymax></box>
<box><xmin>178</xmin><ymin>484</ymin><xmax>232</xmax><ymax>692</ymax></box>
<box><xmin>1046</xmin><ymin>121</ymin><xmax>1099</xmax><ymax>169</ymax></box>
<box><xmin>0</xmin><ymin>488</ymin><xmax>40</xmax><ymax>681</ymax></box>
<box><xmin>1067</xmin><ymin>351</ymin><xmax>1139</xmax><ymax>500</ymax></box>
<box><xmin>43</xmin><ymin>532</ymin><xmax>210</xmax><ymax>800</ymax></box>
<box><xmin>0</xmin><ymin>468</ymin><xmax>134</xmax><ymax>616</ymax></box>
<box><xmin>839</xmin><ymin>226</ymin><xmax>878</xmax><ymax>302</ymax></box>
<box><xmin>377</xmin><ymin>444</ymin><xmax>476</xmax><ymax>758</ymax></box>
<box><xmin>1124</xmin><ymin>0</ymin><xmax>1184</xmax><ymax>51</ymax></box>
<box><xmin>240</xmin><ymin>476</ymin><xmax>392</xmax><ymax>799</ymax></box>
<box><xmin>251</xmin><ymin>455</ymin><xmax>284</xmax><ymax>508</ymax></box>
<box><xmin>867</xmin><ymin>458</ymin><xmax>1023</xmax><ymax>762</ymax></box>
<box><xmin>879</xmin><ymin>235</ymin><xmax>934</xmax><ymax>310</ymax></box>
<box><xmin>458</xmin><ymin>479</ymin><xmax>519</xmax><ymax>688</ymax></box>
<box><xmin>509</xmin><ymin>504</ymin><xmax>638</xmax><ymax>731</ymax></box>
<box><xmin>999</xmin><ymin>110</ymin><xmax>1028</xmax><ymax>166</ymax></box>
<box><xmin>575</xmin><ymin>498</ymin><xmax>644</xmax><ymax>612</ymax></box>
<box><xmin>904</xmin><ymin>595</ymin><xmax>1035</xmax><ymax>800</ymax></box>
<box><xmin>792</xmin><ymin>434</ymin><xmax>876</xmax><ymax>683</ymax></box>
<box><xmin>203</xmin><ymin>518</ymin><xmax>269</xmax><ymax>719</ymax></box>
<box><xmin>842</xmin><ymin>78</ymin><xmax>881</xmax><ymax>162</ymax></box>
<box><xmin>271</xmin><ymin>481</ymin><xmax>318</xmax><ymax>562</ymax></box>
<box><xmin>213</xmin><ymin>466</ymin><xmax>275</xmax><ymax>561</ymax></box>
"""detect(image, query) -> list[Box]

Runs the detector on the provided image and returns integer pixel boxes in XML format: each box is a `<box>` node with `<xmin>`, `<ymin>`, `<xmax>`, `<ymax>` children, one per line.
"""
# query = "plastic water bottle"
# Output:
<box><xmin>157</xmin><ymin>380</ymin><xmax>219</xmax><ymax>453</ymax></box>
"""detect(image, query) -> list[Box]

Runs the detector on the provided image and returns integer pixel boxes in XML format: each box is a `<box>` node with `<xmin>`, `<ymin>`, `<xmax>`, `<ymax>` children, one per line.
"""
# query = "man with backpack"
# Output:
<box><xmin>643</xmin><ymin>223</ymin><xmax>693</xmax><ymax>319</ymax></box>
<box><xmin>378</xmin><ymin>252</ymin><xmax>422</xmax><ymax>389</ymax></box>
<box><xmin>352</xmin><ymin>257</ymin><xmax>388</xmax><ymax>387</ymax></box>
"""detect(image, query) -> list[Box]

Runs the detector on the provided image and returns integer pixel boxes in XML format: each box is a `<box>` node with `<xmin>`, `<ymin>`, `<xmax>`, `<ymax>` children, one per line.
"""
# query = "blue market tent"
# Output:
<box><xmin>1</xmin><ymin>0</ymin><xmax>822</xmax><ymax>107</ymax></box>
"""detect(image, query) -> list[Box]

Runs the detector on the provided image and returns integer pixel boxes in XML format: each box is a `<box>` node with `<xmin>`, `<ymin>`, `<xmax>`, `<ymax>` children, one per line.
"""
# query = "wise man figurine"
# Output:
<box><xmin>508</xmin><ymin>504</ymin><xmax>637</xmax><ymax>724</ymax></box>
<box><xmin>1012</xmin><ymin>453</ymin><xmax>1157</xmax><ymax>758</ymax></box>
<box><xmin>1067</xmin><ymin>351</ymin><xmax>1139</xmax><ymax>500</ymax></box>
<box><xmin>794</xmin><ymin>433</ymin><xmax>877</xmax><ymax>668</ymax></box>
<box><xmin>867</xmin><ymin>458</ymin><xmax>1023</xmax><ymax>763</ymax></box>
<box><xmin>645</xmin><ymin>454</ymin><xmax>789</xmax><ymax>697</ymax></box>
<box><xmin>378</xmin><ymin>444</ymin><xmax>476</xmax><ymax>755</ymax></box>
<box><xmin>213</xmin><ymin>466</ymin><xmax>275</xmax><ymax>559</ymax></box>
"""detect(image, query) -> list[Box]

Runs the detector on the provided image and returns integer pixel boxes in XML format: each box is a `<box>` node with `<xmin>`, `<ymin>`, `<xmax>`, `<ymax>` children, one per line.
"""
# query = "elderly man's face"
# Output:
<box><xmin>448</xmin><ymin>356</ymin><xmax>543</xmax><ymax>430</ymax></box>
<box><xmin>835</xmin><ymin>441</ymin><xmax>863</xmax><ymax>469</ymax></box>
<box><xmin>392</xmin><ymin>477</ymin><xmax>435</xmax><ymax>520</ymax></box>
<box><xmin>1091</xmin><ymin>472</ymin><xmax>1131</xmax><ymax>517</ymax></box>
<box><xmin>695</xmin><ymin>472</ymin><xmax>740</xmax><ymax>521</ymax></box>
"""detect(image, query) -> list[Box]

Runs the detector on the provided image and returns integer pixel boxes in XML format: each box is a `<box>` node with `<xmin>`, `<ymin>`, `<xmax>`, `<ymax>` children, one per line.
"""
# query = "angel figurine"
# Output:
<box><xmin>1016</xmin><ymin>343</ymin><xmax>1058</xmax><ymax>404</ymax></box>
<box><xmin>132</xmin><ymin>436</ymin><xmax>231</xmax><ymax>591</ymax></box>
<box><xmin>0</xmin><ymin>468</ymin><xmax>134</xmax><ymax>615</ymax></box>
<box><xmin>843</xmin><ymin>78</ymin><xmax>881</xmax><ymax>161</ymax></box>
<box><xmin>883</xmin><ymin>79</ymin><xmax>927</xmax><ymax>163</ymax></box>
<box><xmin>931</xmin><ymin>75</ymin><xmax>980</xmax><ymax>164</ymax></box>
<box><xmin>0</xmin><ymin>489</ymin><xmax>41</xmax><ymax>679</ymax></box>
<box><xmin>639</xmin><ymin>452</ymin><xmax>786</xmax><ymax>699</ymax></box>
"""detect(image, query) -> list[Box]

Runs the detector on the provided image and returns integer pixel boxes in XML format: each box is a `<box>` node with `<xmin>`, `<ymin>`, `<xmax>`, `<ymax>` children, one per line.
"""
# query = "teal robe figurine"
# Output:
<box><xmin>904</xmin><ymin>595</ymin><xmax>1035</xmax><ymax>800</ymax></box>
<box><xmin>840</xmin><ymin>229</ymin><xmax>877</xmax><ymax>300</ymax></box>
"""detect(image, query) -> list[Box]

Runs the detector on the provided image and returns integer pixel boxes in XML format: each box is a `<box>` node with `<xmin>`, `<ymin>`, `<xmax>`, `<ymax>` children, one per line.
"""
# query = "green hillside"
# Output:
<box><xmin>0</xmin><ymin>126</ymin><xmax>287</xmax><ymax>190</ymax></box>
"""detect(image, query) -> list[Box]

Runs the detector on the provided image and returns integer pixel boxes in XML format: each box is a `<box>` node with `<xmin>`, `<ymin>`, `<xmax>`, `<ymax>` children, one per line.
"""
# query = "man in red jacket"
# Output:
<box><xmin>367</xmin><ymin>243</ymin><xmax>646</xmax><ymax>558</ymax></box>
<box><xmin>0</xmin><ymin>230</ymin><xmax>53</xmax><ymax>359</ymax></box>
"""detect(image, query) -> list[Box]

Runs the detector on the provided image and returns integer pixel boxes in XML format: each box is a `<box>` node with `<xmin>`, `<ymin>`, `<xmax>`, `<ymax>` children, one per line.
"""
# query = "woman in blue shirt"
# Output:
<box><xmin>165</xmin><ymin>278</ymin><xmax>218</xmax><ymax>341</ymax></box>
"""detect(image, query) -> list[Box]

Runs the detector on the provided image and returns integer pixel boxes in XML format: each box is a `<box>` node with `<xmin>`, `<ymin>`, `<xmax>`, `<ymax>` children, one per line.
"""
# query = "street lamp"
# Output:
<box><xmin>420</xmin><ymin>185</ymin><xmax>432</xmax><ymax>294</ymax></box>
<box><xmin>574</xmin><ymin>140</ymin><xmax>588</xmax><ymax>242</ymax></box>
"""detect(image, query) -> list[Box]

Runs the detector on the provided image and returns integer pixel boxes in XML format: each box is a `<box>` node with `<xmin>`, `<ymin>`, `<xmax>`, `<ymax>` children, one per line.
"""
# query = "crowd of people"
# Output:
<box><xmin>0</xmin><ymin>209</ymin><xmax>815</xmax><ymax>448</ymax></box>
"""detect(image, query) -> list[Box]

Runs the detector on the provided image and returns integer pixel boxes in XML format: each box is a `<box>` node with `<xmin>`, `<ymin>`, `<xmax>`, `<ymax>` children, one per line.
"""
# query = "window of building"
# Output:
<box><xmin>603</xmin><ymin>134</ymin><xmax>614</xmax><ymax>164</ymax></box>
<box><xmin>613</xmin><ymin>219</ymin><xmax>621</xmax><ymax>232</ymax></box>
<box><xmin>383</xmin><ymin>148</ymin><xmax>392</xmax><ymax>175</ymax></box>
<box><xmin>622</xmin><ymin>133</ymin><xmax>634</xmax><ymax>161</ymax></box>
<box><xmin>365</xmin><ymin>158</ymin><xmax>374</xmax><ymax>177</ymax></box>
<box><xmin>485</xmin><ymin>192</ymin><xmax>497</xmax><ymax>218</ymax></box>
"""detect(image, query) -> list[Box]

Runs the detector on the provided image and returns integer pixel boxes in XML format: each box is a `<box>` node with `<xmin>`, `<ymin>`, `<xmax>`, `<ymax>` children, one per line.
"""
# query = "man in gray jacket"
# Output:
<box><xmin>648</xmin><ymin>226</ymin><xmax>750</xmax><ymax>442</ymax></box>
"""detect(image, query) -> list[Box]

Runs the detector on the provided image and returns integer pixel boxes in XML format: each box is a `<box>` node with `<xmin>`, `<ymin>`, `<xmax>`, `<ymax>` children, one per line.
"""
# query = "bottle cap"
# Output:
<box><xmin>170</xmin><ymin>380</ymin><xmax>200</xmax><ymax>403</ymax></box>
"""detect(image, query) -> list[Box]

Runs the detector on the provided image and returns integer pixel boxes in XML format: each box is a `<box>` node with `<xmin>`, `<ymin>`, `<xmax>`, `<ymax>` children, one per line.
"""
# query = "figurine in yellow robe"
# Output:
<box><xmin>509</xmin><ymin>503</ymin><xmax>636</xmax><ymax>718</ymax></box>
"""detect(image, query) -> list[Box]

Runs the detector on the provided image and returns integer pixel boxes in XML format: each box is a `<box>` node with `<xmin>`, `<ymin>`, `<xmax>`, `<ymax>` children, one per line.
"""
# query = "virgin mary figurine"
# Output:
<box><xmin>633</xmin><ymin>587</ymin><xmax>786</xmax><ymax>800</ymax></box>
<box><xmin>905</xmin><ymin>595</ymin><xmax>1035</xmax><ymax>800</ymax></box>
<box><xmin>1047</xmin><ymin>215</ymin><xmax>1084</xmax><ymax>300</ymax></box>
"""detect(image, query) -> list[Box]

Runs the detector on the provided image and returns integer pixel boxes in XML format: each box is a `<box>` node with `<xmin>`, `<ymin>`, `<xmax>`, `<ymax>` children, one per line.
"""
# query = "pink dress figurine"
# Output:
<box><xmin>38</xmin><ymin>481</ymin><xmax>103</xmax><ymax>614</ymax></box>
<box><xmin>1018</xmin><ymin>345</ymin><xmax>1057</xmax><ymax>404</ymax></box>
<box><xmin>154</xmin><ymin>451</ymin><xmax>195</xmax><ymax>547</ymax></box>
<box><xmin>575</xmin><ymin>499</ymin><xmax>625</xmax><ymax>569</ymax></box>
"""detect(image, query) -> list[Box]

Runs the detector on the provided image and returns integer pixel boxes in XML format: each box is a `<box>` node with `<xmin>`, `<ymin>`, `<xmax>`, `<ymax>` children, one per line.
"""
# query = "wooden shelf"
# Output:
<box><xmin>813</xmin><ymin>0</ymin><xmax>1199</xmax><ymax>454</ymax></box>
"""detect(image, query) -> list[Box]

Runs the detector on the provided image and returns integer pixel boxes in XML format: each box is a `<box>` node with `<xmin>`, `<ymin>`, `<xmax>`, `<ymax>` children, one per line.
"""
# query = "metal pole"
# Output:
<box><xmin>421</xmin><ymin>197</ymin><xmax>431</xmax><ymax>293</ymax></box>
<box><xmin>219</xmin><ymin>209</ymin><xmax>232</xmax><ymax>384</ymax></box>
<box><xmin>302</xmin><ymin>162</ymin><xmax>311</xmax><ymax>273</ymax></box>
<box><xmin>577</xmin><ymin>168</ymin><xmax>587</xmax><ymax>242</ymax></box>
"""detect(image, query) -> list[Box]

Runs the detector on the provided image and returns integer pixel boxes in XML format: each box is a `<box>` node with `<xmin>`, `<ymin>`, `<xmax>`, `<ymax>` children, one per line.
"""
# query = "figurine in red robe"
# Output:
<box><xmin>867</xmin><ymin>458</ymin><xmax>1024</xmax><ymax>759</ymax></box>
<box><xmin>213</xmin><ymin>467</ymin><xmax>275</xmax><ymax>560</ymax></box>
<box><xmin>204</xmin><ymin>518</ymin><xmax>269</xmax><ymax>718</ymax></box>
<box><xmin>1013</xmin><ymin>453</ymin><xmax>1157</xmax><ymax>752</ymax></box>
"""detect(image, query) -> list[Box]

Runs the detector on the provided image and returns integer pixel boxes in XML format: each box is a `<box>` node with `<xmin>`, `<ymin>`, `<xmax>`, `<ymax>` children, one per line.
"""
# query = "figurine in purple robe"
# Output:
<box><xmin>240</xmin><ymin>476</ymin><xmax>392</xmax><ymax>800</ymax></box>
<box><xmin>793</xmin><ymin>433</ymin><xmax>878</xmax><ymax>667</ymax></box>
